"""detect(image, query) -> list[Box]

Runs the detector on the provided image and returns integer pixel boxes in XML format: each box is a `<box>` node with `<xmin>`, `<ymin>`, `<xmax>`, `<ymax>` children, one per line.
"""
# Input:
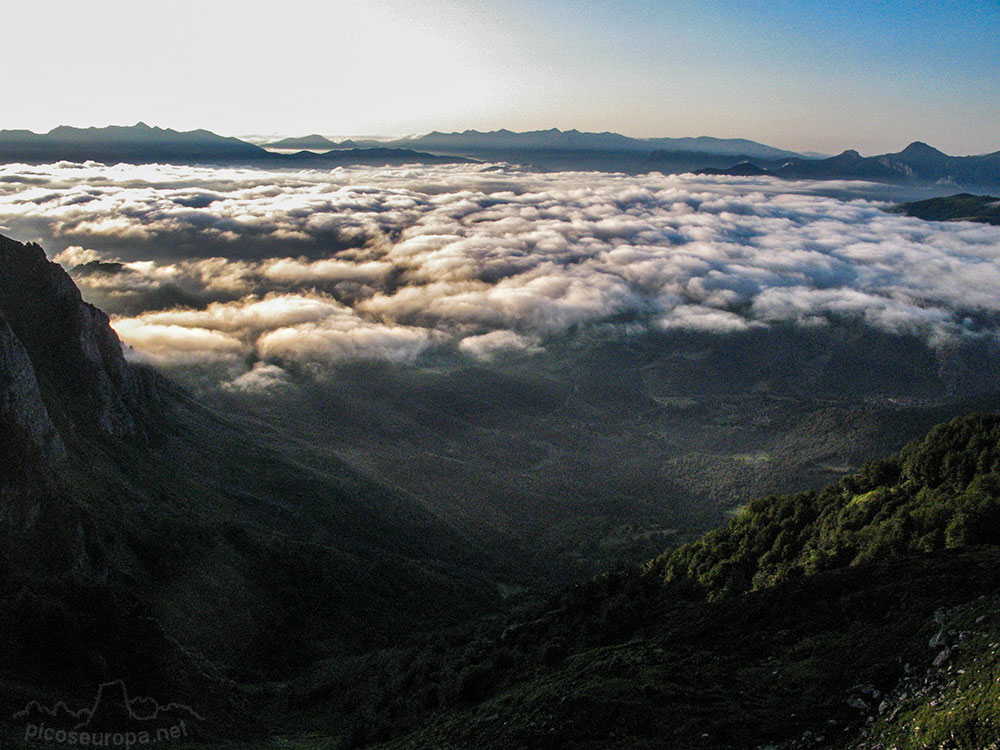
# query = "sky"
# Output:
<box><xmin>6</xmin><ymin>0</ymin><xmax>1000</xmax><ymax>155</ymax></box>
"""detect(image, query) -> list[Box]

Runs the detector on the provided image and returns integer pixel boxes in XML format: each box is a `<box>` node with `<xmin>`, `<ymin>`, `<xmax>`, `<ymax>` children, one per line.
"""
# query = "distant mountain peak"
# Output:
<box><xmin>396</xmin><ymin>128</ymin><xmax>802</xmax><ymax>161</ymax></box>
<box><xmin>695</xmin><ymin>161</ymin><xmax>772</xmax><ymax>177</ymax></box>
<box><xmin>899</xmin><ymin>141</ymin><xmax>947</xmax><ymax>159</ymax></box>
<box><xmin>262</xmin><ymin>133</ymin><xmax>339</xmax><ymax>150</ymax></box>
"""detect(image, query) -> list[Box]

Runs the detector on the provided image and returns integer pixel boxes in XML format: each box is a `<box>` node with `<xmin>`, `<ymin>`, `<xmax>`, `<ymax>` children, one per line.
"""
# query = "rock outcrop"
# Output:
<box><xmin>0</xmin><ymin>234</ymin><xmax>158</xmax><ymax>443</ymax></box>
<box><xmin>0</xmin><ymin>309</ymin><xmax>64</xmax><ymax>461</ymax></box>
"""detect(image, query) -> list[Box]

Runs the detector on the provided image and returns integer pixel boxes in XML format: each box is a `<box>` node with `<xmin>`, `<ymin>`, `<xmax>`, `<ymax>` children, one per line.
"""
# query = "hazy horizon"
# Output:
<box><xmin>2</xmin><ymin>121</ymin><xmax>997</xmax><ymax>160</ymax></box>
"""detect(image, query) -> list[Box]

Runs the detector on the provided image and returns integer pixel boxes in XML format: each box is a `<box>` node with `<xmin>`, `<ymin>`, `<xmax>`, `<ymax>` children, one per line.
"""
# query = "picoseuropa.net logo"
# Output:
<box><xmin>14</xmin><ymin>680</ymin><xmax>204</xmax><ymax>748</ymax></box>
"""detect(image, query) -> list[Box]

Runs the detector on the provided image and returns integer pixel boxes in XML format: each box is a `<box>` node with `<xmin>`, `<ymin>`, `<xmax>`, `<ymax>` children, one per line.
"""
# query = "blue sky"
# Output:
<box><xmin>7</xmin><ymin>0</ymin><xmax>999</xmax><ymax>154</ymax></box>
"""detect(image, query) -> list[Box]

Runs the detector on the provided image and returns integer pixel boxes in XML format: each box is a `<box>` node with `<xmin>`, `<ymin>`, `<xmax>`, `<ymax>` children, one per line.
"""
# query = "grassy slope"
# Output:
<box><xmin>856</xmin><ymin>593</ymin><xmax>1000</xmax><ymax>749</ymax></box>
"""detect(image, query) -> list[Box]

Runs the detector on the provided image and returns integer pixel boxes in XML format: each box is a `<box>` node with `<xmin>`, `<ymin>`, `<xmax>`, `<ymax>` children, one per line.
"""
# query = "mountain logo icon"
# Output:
<box><xmin>14</xmin><ymin>680</ymin><xmax>204</xmax><ymax>745</ymax></box>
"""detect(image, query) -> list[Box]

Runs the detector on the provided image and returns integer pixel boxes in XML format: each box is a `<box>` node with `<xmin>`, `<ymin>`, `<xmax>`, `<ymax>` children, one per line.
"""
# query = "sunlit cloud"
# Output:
<box><xmin>1</xmin><ymin>161</ymin><xmax>998</xmax><ymax>388</ymax></box>
<box><xmin>458</xmin><ymin>330</ymin><xmax>543</xmax><ymax>361</ymax></box>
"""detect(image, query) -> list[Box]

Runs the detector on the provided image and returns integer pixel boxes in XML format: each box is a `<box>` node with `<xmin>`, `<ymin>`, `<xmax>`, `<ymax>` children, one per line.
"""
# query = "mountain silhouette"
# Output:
<box><xmin>0</xmin><ymin>123</ymin><xmax>470</xmax><ymax>167</ymax></box>
<box><xmin>262</xmin><ymin>133</ymin><xmax>340</xmax><ymax>149</ymax></box>
<box><xmin>369</xmin><ymin>127</ymin><xmax>802</xmax><ymax>160</ymax></box>
<box><xmin>3</xmin><ymin>124</ymin><xmax>995</xmax><ymax>189</ymax></box>
<box><xmin>695</xmin><ymin>160</ymin><xmax>773</xmax><ymax>176</ymax></box>
<box><xmin>774</xmin><ymin>141</ymin><xmax>1000</xmax><ymax>190</ymax></box>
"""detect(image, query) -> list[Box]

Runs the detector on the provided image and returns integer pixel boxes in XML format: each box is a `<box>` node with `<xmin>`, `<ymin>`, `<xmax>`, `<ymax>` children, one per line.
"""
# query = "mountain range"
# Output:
<box><xmin>773</xmin><ymin>141</ymin><xmax>1000</xmax><ymax>191</ymax></box>
<box><xmin>707</xmin><ymin>141</ymin><xmax>1000</xmax><ymax>192</ymax></box>
<box><xmin>0</xmin><ymin>122</ymin><xmax>468</xmax><ymax>168</ymax></box>
<box><xmin>3</xmin><ymin>124</ymin><xmax>998</xmax><ymax>191</ymax></box>
<box><xmin>277</xmin><ymin>128</ymin><xmax>1000</xmax><ymax>190</ymax></box>
<box><xmin>307</xmin><ymin>128</ymin><xmax>805</xmax><ymax>161</ymax></box>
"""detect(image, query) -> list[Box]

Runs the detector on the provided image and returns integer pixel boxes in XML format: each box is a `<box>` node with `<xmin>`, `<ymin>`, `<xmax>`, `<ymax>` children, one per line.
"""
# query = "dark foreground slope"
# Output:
<box><xmin>280</xmin><ymin>414</ymin><xmax>1000</xmax><ymax>749</ymax></box>
<box><xmin>0</xmin><ymin>235</ymin><xmax>499</xmax><ymax>739</ymax></box>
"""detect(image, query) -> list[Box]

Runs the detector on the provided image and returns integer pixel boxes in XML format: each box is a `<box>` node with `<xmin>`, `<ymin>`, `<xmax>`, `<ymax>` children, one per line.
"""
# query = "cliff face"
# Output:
<box><xmin>0</xmin><ymin>234</ymin><xmax>157</xmax><ymax>443</ymax></box>
<box><xmin>0</xmin><ymin>309</ymin><xmax>64</xmax><ymax>461</ymax></box>
<box><xmin>0</xmin><ymin>233</ymin><xmax>160</xmax><ymax>578</ymax></box>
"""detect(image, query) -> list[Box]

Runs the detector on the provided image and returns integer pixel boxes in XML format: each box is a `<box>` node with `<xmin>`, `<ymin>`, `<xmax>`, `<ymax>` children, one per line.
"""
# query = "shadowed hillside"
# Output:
<box><xmin>0</xmin><ymin>234</ymin><xmax>502</xmax><ymax>741</ymax></box>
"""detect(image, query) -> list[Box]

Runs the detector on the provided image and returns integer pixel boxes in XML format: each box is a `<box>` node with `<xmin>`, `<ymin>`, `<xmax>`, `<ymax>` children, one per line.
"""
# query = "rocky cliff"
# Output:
<box><xmin>0</xmin><ymin>234</ymin><xmax>158</xmax><ymax>444</ymax></box>
<box><xmin>0</xmin><ymin>308</ymin><xmax>64</xmax><ymax>461</ymax></box>
<box><xmin>0</xmin><ymin>233</ymin><xmax>164</xmax><ymax>580</ymax></box>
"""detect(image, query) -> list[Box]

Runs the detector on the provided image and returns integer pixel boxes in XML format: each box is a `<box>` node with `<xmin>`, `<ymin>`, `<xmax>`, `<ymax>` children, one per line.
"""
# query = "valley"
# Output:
<box><xmin>1</xmin><ymin>147</ymin><xmax>999</xmax><ymax>749</ymax></box>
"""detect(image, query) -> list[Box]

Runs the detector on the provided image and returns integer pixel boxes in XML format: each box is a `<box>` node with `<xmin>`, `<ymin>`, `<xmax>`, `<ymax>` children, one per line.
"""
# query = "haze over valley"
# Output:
<box><xmin>3</xmin><ymin>154</ymin><xmax>1000</xmax><ymax>575</ymax></box>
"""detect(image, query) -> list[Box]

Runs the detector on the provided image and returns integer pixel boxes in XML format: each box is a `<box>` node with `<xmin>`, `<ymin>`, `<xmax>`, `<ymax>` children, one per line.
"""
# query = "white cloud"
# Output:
<box><xmin>657</xmin><ymin>304</ymin><xmax>762</xmax><ymax>333</ymax></box>
<box><xmin>458</xmin><ymin>330</ymin><xmax>543</xmax><ymax>360</ymax></box>
<box><xmin>135</xmin><ymin>294</ymin><xmax>343</xmax><ymax>334</ymax></box>
<box><xmin>223</xmin><ymin>362</ymin><xmax>292</xmax><ymax>394</ymax></box>
<box><xmin>2</xmin><ymin>161</ymin><xmax>999</xmax><ymax>385</ymax></box>
<box><xmin>261</xmin><ymin>257</ymin><xmax>393</xmax><ymax>285</ymax></box>
<box><xmin>257</xmin><ymin>317</ymin><xmax>432</xmax><ymax>366</ymax></box>
<box><xmin>111</xmin><ymin>292</ymin><xmax>433</xmax><ymax>380</ymax></box>
<box><xmin>53</xmin><ymin>245</ymin><xmax>101</xmax><ymax>267</ymax></box>
<box><xmin>111</xmin><ymin>318</ymin><xmax>245</xmax><ymax>365</ymax></box>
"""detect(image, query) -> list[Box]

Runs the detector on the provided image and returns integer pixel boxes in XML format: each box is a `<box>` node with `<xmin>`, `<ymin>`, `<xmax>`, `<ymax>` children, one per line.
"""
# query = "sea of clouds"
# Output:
<box><xmin>1</xmin><ymin>161</ymin><xmax>998</xmax><ymax>390</ymax></box>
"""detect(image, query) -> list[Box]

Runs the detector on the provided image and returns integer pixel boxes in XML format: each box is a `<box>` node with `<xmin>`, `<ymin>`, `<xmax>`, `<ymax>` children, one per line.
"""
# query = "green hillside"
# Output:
<box><xmin>270</xmin><ymin>415</ymin><xmax>1000</xmax><ymax>749</ymax></box>
<box><xmin>649</xmin><ymin>414</ymin><xmax>1000</xmax><ymax>596</ymax></box>
<box><xmin>891</xmin><ymin>193</ymin><xmax>1000</xmax><ymax>225</ymax></box>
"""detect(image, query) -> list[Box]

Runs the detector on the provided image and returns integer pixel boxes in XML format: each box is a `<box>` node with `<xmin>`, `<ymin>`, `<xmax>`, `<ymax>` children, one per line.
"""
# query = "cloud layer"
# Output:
<box><xmin>1</xmin><ymin>161</ymin><xmax>998</xmax><ymax>387</ymax></box>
